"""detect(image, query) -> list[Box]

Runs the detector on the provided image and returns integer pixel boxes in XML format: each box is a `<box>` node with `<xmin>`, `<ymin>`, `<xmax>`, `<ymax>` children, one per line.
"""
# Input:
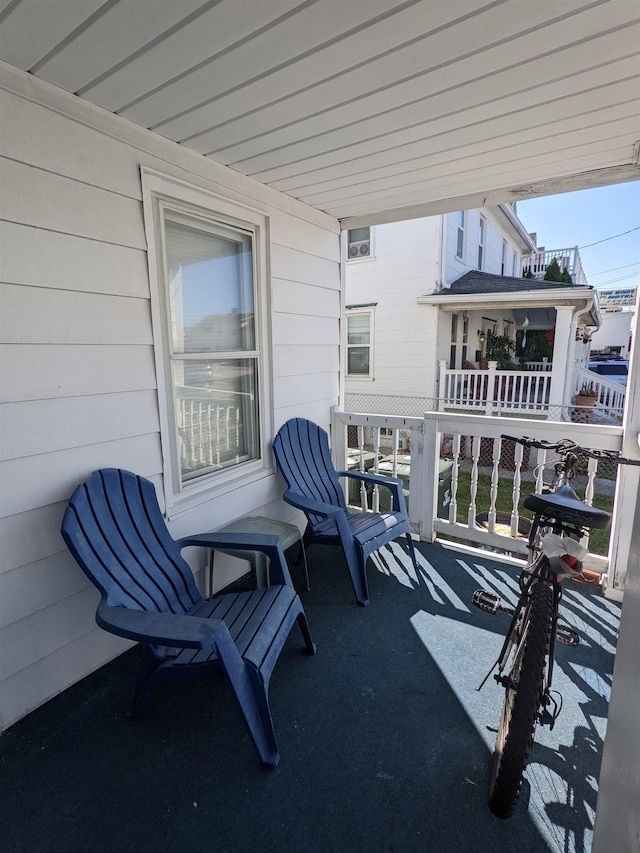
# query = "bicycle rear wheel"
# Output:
<box><xmin>488</xmin><ymin>578</ymin><xmax>554</xmax><ymax>819</ymax></box>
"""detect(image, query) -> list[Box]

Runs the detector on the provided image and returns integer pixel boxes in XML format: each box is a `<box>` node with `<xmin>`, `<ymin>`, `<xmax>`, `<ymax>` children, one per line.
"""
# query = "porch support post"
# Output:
<box><xmin>593</xmin><ymin>287</ymin><xmax>640</xmax><ymax>851</ymax></box>
<box><xmin>438</xmin><ymin>360</ymin><xmax>447</xmax><ymax>410</ymax></box>
<box><xmin>330</xmin><ymin>405</ymin><xmax>348</xmax><ymax>472</ymax></box>
<box><xmin>548</xmin><ymin>305</ymin><xmax>575</xmax><ymax>406</ymax></box>
<box><xmin>417</xmin><ymin>414</ymin><xmax>439</xmax><ymax>542</ymax></box>
<box><xmin>486</xmin><ymin>361</ymin><xmax>497</xmax><ymax>414</ymax></box>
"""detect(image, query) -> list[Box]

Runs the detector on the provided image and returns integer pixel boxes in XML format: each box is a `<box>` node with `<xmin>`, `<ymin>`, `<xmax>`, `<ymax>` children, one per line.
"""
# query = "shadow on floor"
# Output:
<box><xmin>1</xmin><ymin>540</ymin><xmax>619</xmax><ymax>853</ymax></box>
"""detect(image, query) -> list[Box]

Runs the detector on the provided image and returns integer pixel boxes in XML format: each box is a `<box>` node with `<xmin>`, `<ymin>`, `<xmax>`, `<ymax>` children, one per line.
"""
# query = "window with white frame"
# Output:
<box><xmin>346</xmin><ymin>310</ymin><xmax>373</xmax><ymax>377</ymax></box>
<box><xmin>501</xmin><ymin>239</ymin><xmax>508</xmax><ymax>274</ymax></box>
<box><xmin>477</xmin><ymin>216</ymin><xmax>486</xmax><ymax>269</ymax></box>
<box><xmin>347</xmin><ymin>227</ymin><xmax>371</xmax><ymax>259</ymax></box>
<box><xmin>456</xmin><ymin>211</ymin><xmax>465</xmax><ymax>259</ymax></box>
<box><xmin>512</xmin><ymin>250</ymin><xmax>519</xmax><ymax>276</ymax></box>
<box><xmin>142</xmin><ymin>171</ymin><xmax>269</xmax><ymax>510</ymax></box>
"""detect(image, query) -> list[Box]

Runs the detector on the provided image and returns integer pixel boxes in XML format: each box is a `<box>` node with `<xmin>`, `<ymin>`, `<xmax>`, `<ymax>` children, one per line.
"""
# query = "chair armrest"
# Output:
<box><xmin>338</xmin><ymin>470</ymin><xmax>403</xmax><ymax>489</ymax></box>
<box><xmin>337</xmin><ymin>471</ymin><xmax>407</xmax><ymax>514</ymax></box>
<box><xmin>96</xmin><ymin>601</ymin><xmax>225</xmax><ymax>648</ymax></box>
<box><xmin>282</xmin><ymin>489</ymin><xmax>343</xmax><ymax>518</ymax></box>
<box><xmin>177</xmin><ymin>532</ymin><xmax>293</xmax><ymax>588</ymax></box>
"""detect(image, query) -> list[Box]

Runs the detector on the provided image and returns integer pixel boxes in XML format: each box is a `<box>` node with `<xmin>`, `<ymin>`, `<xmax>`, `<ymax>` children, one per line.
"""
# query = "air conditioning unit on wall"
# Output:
<box><xmin>348</xmin><ymin>239</ymin><xmax>370</xmax><ymax>258</ymax></box>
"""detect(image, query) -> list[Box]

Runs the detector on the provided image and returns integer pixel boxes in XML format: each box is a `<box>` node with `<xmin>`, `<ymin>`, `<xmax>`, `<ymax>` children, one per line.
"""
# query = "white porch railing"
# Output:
<box><xmin>523</xmin><ymin>360</ymin><xmax>551</xmax><ymax>372</ymax></box>
<box><xmin>438</xmin><ymin>360</ymin><xmax>553</xmax><ymax>415</ymax></box>
<box><xmin>572</xmin><ymin>367</ymin><xmax>626</xmax><ymax>418</ymax></box>
<box><xmin>332</xmin><ymin>408</ymin><xmax>624</xmax><ymax>575</ymax></box>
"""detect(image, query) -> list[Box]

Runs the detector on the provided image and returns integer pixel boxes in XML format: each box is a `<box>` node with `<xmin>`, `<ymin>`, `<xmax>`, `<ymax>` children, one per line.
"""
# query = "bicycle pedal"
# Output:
<box><xmin>556</xmin><ymin>625</ymin><xmax>580</xmax><ymax>646</ymax></box>
<box><xmin>472</xmin><ymin>589</ymin><xmax>500</xmax><ymax>614</ymax></box>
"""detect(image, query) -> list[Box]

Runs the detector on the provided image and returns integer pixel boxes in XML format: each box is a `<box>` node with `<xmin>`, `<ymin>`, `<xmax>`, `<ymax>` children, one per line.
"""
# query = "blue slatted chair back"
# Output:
<box><xmin>61</xmin><ymin>468</ymin><xmax>202</xmax><ymax>615</ymax></box>
<box><xmin>273</xmin><ymin>418</ymin><xmax>346</xmax><ymax>528</ymax></box>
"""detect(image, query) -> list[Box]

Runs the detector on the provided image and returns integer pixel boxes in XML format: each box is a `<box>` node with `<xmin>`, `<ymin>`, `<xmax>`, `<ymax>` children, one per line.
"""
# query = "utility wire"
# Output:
<box><xmin>589</xmin><ymin>262</ymin><xmax>639</xmax><ymax>277</ymax></box>
<box><xmin>594</xmin><ymin>274</ymin><xmax>639</xmax><ymax>287</ymax></box>
<box><xmin>579</xmin><ymin>226</ymin><xmax>640</xmax><ymax>250</ymax></box>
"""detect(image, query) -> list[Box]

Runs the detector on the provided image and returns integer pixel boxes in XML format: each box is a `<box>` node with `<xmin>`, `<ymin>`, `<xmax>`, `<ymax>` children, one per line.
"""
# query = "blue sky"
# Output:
<box><xmin>516</xmin><ymin>182</ymin><xmax>640</xmax><ymax>294</ymax></box>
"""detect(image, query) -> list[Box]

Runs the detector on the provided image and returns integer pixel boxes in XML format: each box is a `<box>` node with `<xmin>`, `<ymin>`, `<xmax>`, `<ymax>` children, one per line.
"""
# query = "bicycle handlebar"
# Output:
<box><xmin>500</xmin><ymin>434</ymin><xmax>640</xmax><ymax>466</ymax></box>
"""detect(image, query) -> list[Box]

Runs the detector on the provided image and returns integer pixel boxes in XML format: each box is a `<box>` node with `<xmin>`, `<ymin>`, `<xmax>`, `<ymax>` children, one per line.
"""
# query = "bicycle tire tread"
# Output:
<box><xmin>488</xmin><ymin>579</ymin><xmax>553</xmax><ymax>819</ymax></box>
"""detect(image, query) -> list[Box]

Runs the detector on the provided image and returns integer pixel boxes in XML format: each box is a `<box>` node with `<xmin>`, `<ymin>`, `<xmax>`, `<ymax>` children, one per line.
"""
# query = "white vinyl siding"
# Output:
<box><xmin>345</xmin><ymin>217</ymin><xmax>440</xmax><ymax>399</ymax></box>
<box><xmin>0</xmin><ymin>72</ymin><xmax>340</xmax><ymax>731</ymax></box>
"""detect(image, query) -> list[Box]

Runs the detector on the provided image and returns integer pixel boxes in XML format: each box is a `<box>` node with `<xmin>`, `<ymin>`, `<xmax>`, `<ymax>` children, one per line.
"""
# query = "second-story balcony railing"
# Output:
<box><xmin>522</xmin><ymin>246</ymin><xmax>586</xmax><ymax>285</ymax></box>
<box><xmin>331</xmin><ymin>407</ymin><xmax>625</xmax><ymax>589</ymax></box>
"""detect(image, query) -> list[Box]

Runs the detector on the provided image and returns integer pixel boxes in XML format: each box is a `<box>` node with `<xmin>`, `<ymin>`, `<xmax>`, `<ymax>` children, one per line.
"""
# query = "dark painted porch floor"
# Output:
<box><xmin>1</xmin><ymin>540</ymin><xmax>620</xmax><ymax>853</ymax></box>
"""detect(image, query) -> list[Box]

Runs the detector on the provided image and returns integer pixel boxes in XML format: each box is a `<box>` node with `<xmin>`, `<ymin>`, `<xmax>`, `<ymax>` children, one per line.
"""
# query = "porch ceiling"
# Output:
<box><xmin>1</xmin><ymin>0</ymin><xmax>639</xmax><ymax>227</ymax></box>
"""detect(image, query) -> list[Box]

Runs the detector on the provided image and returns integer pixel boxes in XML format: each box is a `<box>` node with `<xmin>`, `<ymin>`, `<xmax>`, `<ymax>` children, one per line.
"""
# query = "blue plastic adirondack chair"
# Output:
<box><xmin>60</xmin><ymin>468</ymin><xmax>316</xmax><ymax>768</ymax></box>
<box><xmin>273</xmin><ymin>418</ymin><xmax>418</xmax><ymax>606</ymax></box>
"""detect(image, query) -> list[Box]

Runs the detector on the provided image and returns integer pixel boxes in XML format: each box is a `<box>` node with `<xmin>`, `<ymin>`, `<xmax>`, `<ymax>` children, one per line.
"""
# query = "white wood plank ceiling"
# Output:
<box><xmin>1</xmin><ymin>0</ymin><xmax>638</xmax><ymax>226</ymax></box>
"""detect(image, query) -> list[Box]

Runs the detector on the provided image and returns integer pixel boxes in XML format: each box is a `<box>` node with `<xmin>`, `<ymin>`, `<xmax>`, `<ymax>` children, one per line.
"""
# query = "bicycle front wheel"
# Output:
<box><xmin>488</xmin><ymin>578</ymin><xmax>554</xmax><ymax>819</ymax></box>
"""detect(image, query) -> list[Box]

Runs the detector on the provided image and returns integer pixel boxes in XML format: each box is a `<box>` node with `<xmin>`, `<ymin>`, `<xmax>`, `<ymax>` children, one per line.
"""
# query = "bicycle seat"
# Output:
<box><xmin>523</xmin><ymin>485</ymin><xmax>611</xmax><ymax>530</ymax></box>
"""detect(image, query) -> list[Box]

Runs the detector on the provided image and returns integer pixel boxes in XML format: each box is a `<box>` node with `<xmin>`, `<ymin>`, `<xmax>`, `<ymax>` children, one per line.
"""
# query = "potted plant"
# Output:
<box><xmin>484</xmin><ymin>330</ymin><xmax>516</xmax><ymax>369</ymax></box>
<box><xmin>574</xmin><ymin>382</ymin><xmax>598</xmax><ymax>409</ymax></box>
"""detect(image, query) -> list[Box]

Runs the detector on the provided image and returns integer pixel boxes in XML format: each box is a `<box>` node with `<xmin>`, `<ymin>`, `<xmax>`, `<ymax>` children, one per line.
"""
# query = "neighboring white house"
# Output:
<box><xmin>589</xmin><ymin>288</ymin><xmax>636</xmax><ymax>358</ymax></box>
<box><xmin>345</xmin><ymin>205</ymin><xmax>600</xmax><ymax>413</ymax></box>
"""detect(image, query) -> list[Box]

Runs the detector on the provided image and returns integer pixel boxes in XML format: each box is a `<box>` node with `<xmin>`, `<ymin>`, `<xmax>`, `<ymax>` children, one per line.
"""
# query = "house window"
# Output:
<box><xmin>478</xmin><ymin>216</ymin><xmax>486</xmax><ymax>270</ymax></box>
<box><xmin>142</xmin><ymin>170</ymin><xmax>270</xmax><ymax>512</ymax></box>
<box><xmin>347</xmin><ymin>227</ymin><xmax>371</xmax><ymax>259</ymax></box>
<box><xmin>346</xmin><ymin>310</ymin><xmax>373</xmax><ymax>377</ymax></box>
<box><xmin>162</xmin><ymin>209</ymin><xmax>259</xmax><ymax>484</ymax></box>
<box><xmin>501</xmin><ymin>239</ymin><xmax>508</xmax><ymax>274</ymax></box>
<box><xmin>512</xmin><ymin>250</ymin><xmax>519</xmax><ymax>276</ymax></box>
<box><xmin>456</xmin><ymin>212</ymin><xmax>465</xmax><ymax>259</ymax></box>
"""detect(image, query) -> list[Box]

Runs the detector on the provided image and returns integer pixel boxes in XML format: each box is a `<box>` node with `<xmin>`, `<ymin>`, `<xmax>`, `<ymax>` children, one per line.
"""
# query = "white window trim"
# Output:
<box><xmin>456</xmin><ymin>211</ymin><xmax>465</xmax><ymax>260</ymax></box>
<box><xmin>141</xmin><ymin>168</ymin><xmax>273</xmax><ymax>518</ymax></box>
<box><xmin>346</xmin><ymin>307</ymin><xmax>375</xmax><ymax>380</ymax></box>
<box><xmin>478</xmin><ymin>216</ymin><xmax>486</xmax><ymax>270</ymax></box>
<box><xmin>346</xmin><ymin>226</ymin><xmax>375</xmax><ymax>262</ymax></box>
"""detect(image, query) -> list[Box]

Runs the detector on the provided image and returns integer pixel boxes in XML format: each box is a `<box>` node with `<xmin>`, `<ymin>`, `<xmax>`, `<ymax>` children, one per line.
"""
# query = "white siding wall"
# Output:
<box><xmin>0</xmin><ymin>67</ymin><xmax>340</xmax><ymax>730</ymax></box>
<box><xmin>444</xmin><ymin>208</ymin><xmax>522</xmax><ymax>283</ymax></box>
<box><xmin>345</xmin><ymin>218</ymin><xmax>440</xmax><ymax>399</ymax></box>
<box><xmin>345</xmin><ymin>208</ymin><xmax>528</xmax><ymax>399</ymax></box>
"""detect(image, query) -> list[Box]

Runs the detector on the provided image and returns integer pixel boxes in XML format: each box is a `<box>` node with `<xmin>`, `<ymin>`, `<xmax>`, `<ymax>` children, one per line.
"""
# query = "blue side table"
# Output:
<box><xmin>208</xmin><ymin>515</ymin><xmax>309</xmax><ymax>596</ymax></box>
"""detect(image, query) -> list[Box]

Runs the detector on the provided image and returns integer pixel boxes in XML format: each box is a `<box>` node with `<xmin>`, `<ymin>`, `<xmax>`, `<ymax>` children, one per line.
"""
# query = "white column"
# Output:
<box><xmin>548</xmin><ymin>305</ymin><xmax>575</xmax><ymax>406</ymax></box>
<box><xmin>438</xmin><ymin>359</ymin><xmax>447</xmax><ymax>410</ymax></box>
<box><xmin>592</xmin><ymin>286</ymin><xmax>640</xmax><ymax>851</ymax></box>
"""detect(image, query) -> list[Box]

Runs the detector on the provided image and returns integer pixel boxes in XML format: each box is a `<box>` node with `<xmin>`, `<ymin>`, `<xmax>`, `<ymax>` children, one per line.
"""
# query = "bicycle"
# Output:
<box><xmin>472</xmin><ymin>434</ymin><xmax>639</xmax><ymax>820</ymax></box>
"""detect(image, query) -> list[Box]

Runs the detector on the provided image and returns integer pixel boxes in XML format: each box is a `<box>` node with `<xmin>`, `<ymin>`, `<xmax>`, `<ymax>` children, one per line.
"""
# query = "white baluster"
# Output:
<box><xmin>510</xmin><ymin>441</ymin><xmax>524</xmax><ymax>537</ymax></box>
<box><xmin>372</xmin><ymin>426</ymin><xmax>381</xmax><ymax>512</ymax></box>
<box><xmin>449</xmin><ymin>434</ymin><xmax>461</xmax><ymax>523</ymax></box>
<box><xmin>467</xmin><ymin>435</ymin><xmax>480</xmax><ymax>530</ymax></box>
<box><xmin>357</xmin><ymin>425</ymin><xmax>367</xmax><ymax>510</ymax></box>
<box><xmin>488</xmin><ymin>435</ymin><xmax>502</xmax><ymax>532</ymax></box>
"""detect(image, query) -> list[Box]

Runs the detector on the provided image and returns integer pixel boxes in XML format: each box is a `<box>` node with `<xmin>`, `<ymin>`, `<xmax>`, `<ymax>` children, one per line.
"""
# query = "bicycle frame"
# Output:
<box><xmin>493</xmin><ymin>545</ymin><xmax>562</xmax><ymax>714</ymax></box>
